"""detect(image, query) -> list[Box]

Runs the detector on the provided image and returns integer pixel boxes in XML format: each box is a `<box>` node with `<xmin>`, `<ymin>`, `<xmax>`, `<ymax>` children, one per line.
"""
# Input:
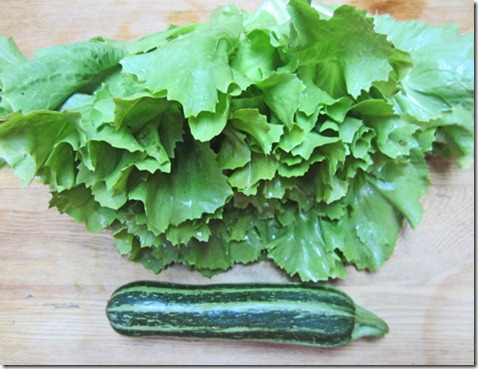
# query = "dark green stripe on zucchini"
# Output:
<box><xmin>105</xmin><ymin>281</ymin><xmax>388</xmax><ymax>347</ymax></box>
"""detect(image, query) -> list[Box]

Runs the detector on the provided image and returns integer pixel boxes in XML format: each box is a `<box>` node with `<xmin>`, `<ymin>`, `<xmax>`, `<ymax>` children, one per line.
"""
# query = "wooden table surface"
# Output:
<box><xmin>0</xmin><ymin>0</ymin><xmax>474</xmax><ymax>365</ymax></box>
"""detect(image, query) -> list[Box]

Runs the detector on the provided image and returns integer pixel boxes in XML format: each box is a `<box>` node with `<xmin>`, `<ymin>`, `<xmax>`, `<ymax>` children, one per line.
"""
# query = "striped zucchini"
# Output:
<box><xmin>106</xmin><ymin>281</ymin><xmax>388</xmax><ymax>347</ymax></box>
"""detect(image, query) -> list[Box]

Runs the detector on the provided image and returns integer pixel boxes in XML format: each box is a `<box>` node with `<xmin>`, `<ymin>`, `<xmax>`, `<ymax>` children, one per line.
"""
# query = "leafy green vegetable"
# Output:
<box><xmin>0</xmin><ymin>0</ymin><xmax>473</xmax><ymax>281</ymax></box>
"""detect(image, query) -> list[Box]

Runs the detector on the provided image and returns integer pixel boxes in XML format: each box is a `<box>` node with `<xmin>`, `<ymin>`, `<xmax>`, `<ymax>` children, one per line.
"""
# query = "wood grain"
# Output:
<box><xmin>0</xmin><ymin>1</ymin><xmax>474</xmax><ymax>365</ymax></box>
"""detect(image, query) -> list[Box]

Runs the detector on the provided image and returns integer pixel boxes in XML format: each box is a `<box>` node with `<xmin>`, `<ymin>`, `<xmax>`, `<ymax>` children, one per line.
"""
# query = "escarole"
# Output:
<box><xmin>0</xmin><ymin>0</ymin><xmax>473</xmax><ymax>281</ymax></box>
